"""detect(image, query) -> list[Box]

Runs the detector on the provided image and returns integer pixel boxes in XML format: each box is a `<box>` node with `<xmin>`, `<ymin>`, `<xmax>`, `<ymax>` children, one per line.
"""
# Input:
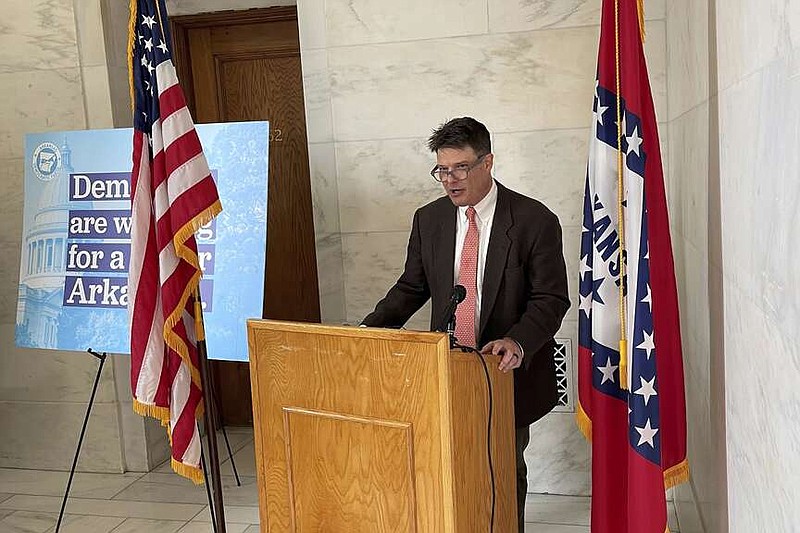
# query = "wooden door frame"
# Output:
<box><xmin>170</xmin><ymin>6</ymin><xmax>299</xmax><ymax>118</ymax></box>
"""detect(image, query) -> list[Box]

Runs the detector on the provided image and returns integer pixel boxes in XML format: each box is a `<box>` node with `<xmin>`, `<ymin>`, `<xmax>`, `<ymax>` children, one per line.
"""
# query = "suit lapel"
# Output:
<box><xmin>433</xmin><ymin>200</ymin><xmax>456</xmax><ymax>298</ymax></box>
<box><xmin>479</xmin><ymin>183</ymin><xmax>512</xmax><ymax>339</ymax></box>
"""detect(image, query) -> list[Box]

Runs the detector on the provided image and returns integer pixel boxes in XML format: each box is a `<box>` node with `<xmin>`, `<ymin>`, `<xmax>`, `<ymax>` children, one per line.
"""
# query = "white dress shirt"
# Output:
<box><xmin>453</xmin><ymin>180</ymin><xmax>498</xmax><ymax>340</ymax></box>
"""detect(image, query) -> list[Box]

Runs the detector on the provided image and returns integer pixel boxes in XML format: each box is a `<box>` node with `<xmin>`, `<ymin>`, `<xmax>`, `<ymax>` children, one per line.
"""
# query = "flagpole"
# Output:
<box><xmin>195</xmin><ymin>291</ymin><xmax>227</xmax><ymax>533</ymax></box>
<box><xmin>200</xmin><ymin>451</ymin><xmax>218</xmax><ymax>533</ymax></box>
<box><xmin>614</xmin><ymin>0</ymin><xmax>629</xmax><ymax>391</ymax></box>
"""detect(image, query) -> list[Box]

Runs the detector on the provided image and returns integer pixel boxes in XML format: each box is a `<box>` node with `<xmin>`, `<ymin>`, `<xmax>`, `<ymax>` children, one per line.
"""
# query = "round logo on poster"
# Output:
<box><xmin>32</xmin><ymin>142</ymin><xmax>62</xmax><ymax>181</ymax></box>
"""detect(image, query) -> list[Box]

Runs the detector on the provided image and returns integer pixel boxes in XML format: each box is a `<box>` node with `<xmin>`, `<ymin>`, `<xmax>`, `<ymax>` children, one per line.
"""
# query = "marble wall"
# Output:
<box><xmin>297</xmin><ymin>0</ymin><xmax>668</xmax><ymax>495</ymax></box>
<box><xmin>667</xmin><ymin>0</ymin><xmax>800</xmax><ymax>530</ymax></box>
<box><xmin>665</xmin><ymin>0</ymin><xmax>721</xmax><ymax>530</ymax></box>
<box><xmin>717</xmin><ymin>0</ymin><xmax>800</xmax><ymax>530</ymax></box>
<box><xmin>0</xmin><ymin>0</ymin><xmax>167</xmax><ymax>473</ymax></box>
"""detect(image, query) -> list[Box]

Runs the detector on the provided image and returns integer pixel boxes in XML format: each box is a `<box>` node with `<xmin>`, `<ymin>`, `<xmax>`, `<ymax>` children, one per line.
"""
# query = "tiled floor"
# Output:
<box><xmin>0</xmin><ymin>427</ymin><xmax>680</xmax><ymax>532</ymax></box>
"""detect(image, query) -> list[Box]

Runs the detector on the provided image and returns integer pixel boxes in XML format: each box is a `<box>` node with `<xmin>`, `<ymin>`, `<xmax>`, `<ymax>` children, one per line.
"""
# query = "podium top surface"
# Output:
<box><xmin>247</xmin><ymin>319</ymin><xmax>449</xmax><ymax>345</ymax></box>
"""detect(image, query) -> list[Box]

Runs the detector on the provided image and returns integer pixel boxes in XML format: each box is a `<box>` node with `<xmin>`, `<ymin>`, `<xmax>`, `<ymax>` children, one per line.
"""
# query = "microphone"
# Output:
<box><xmin>437</xmin><ymin>284</ymin><xmax>466</xmax><ymax>334</ymax></box>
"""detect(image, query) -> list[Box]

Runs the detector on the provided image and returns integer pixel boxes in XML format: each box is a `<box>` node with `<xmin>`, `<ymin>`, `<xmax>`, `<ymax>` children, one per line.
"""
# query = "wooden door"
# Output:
<box><xmin>172</xmin><ymin>7</ymin><xmax>320</xmax><ymax>425</ymax></box>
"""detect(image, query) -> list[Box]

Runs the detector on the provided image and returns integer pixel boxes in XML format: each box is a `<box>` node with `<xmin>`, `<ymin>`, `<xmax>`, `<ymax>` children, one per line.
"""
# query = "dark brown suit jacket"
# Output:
<box><xmin>362</xmin><ymin>181</ymin><xmax>570</xmax><ymax>427</ymax></box>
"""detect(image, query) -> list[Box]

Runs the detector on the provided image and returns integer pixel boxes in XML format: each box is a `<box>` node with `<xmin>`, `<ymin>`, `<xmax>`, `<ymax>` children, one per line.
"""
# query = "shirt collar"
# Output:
<box><xmin>459</xmin><ymin>179</ymin><xmax>498</xmax><ymax>223</ymax></box>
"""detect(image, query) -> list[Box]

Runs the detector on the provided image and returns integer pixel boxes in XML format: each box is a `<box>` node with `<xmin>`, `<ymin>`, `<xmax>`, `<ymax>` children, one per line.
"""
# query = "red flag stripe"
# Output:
<box><xmin>151</xmin><ymin>126</ymin><xmax>207</xmax><ymax>192</ymax></box>
<box><xmin>159</xmin><ymin>85</ymin><xmax>194</xmax><ymax>132</ymax></box>
<box><xmin>154</xmin><ymin>156</ymin><xmax>215</xmax><ymax>222</ymax></box>
<box><xmin>156</xmin><ymin>178</ymin><xmax>221</xmax><ymax>248</ymax></box>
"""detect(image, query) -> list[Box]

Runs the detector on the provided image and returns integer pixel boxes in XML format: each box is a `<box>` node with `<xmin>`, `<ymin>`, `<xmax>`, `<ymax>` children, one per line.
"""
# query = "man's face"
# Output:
<box><xmin>436</xmin><ymin>146</ymin><xmax>494</xmax><ymax>207</ymax></box>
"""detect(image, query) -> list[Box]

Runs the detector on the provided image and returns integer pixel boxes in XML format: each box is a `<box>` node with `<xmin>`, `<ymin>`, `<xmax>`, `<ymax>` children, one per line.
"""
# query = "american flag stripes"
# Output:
<box><xmin>128</xmin><ymin>0</ymin><xmax>222</xmax><ymax>483</ymax></box>
<box><xmin>577</xmin><ymin>0</ymin><xmax>689</xmax><ymax>531</ymax></box>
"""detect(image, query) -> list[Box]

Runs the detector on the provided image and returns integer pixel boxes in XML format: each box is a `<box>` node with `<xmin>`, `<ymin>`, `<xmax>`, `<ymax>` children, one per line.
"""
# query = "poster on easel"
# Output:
<box><xmin>15</xmin><ymin>121</ymin><xmax>269</xmax><ymax>362</ymax></box>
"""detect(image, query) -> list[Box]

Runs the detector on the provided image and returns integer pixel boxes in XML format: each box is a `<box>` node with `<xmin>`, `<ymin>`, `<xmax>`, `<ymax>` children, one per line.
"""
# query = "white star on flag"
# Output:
<box><xmin>157</xmin><ymin>40</ymin><xmax>169</xmax><ymax>54</ymax></box>
<box><xmin>634</xmin><ymin>376</ymin><xmax>658</xmax><ymax>406</ymax></box>
<box><xmin>637</xmin><ymin>330</ymin><xmax>655</xmax><ymax>359</ymax></box>
<box><xmin>579</xmin><ymin>256</ymin><xmax>591</xmax><ymax>277</ymax></box>
<box><xmin>142</xmin><ymin>15</ymin><xmax>157</xmax><ymax>28</ymax></box>
<box><xmin>597</xmin><ymin>357</ymin><xmax>618</xmax><ymax>385</ymax></box>
<box><xmin>641</xmin><ymin>284</ymin><xmax>652</xmax><ymax>310</ymax></box>
<box><xmin>626</xmin><ymin>125</ymin><xmax>643</xmax><ymax>156</ymax></box>
<box><xmin>635</xmin><ymin>418</ymin><xmax>659</xmax><ymax>447</ymax></box>
<box><xmin>579</xmin><ymin>293</ymin><xmax>592</xmax><ymax>318</ymax></box>
<box><xmin>597</xmin><ymin>103</ymin><xmax>610</xmax><ymax>126</ymax></box>
<box><xmin>144</xmin><ymin>38</ymin><xmax>153</xmax><ymax>52</ymax></box>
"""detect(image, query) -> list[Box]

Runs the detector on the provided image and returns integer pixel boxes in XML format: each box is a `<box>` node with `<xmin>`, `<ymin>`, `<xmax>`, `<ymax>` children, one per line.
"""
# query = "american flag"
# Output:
<box><xmin>577</xmin><ymin>0</ymin><xmax>689</xmax><ymax>531</ymax></box>
<box><xmin>128</xmin><ymin>0</ymin><xmax>222</xmax><ymax>483</ymax></box>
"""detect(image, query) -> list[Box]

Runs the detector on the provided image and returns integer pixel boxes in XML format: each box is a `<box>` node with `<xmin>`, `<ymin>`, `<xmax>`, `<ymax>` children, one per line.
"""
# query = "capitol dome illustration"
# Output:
<box><xmin>15</xmin><ymin>138</ymin><xmax>89</xmax><ymax>348</ymax></box>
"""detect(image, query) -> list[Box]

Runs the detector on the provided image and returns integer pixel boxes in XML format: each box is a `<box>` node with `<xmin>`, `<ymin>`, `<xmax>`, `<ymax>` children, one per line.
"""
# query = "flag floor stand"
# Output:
<box><xmin>210</xmin><ymin>370</ymin><xmax>241</xmax><ymax>487</ymax></box>
<box><xmin>197</xmin><ymin>334</ymin><xmax>227</xmax><ymax>533</ymax></box>
<box><xmin>55</xmin><ymin>349</ymin><xmax>107</xmax><ymax>533</ymax></box>
<box><xmin>197</xmin><ymin>365</ymin><xmax>243</xmax><ymax>533</ymax></box>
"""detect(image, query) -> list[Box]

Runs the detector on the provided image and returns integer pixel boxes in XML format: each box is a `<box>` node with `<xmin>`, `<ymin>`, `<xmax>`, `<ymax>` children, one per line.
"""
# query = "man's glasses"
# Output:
<box><xmin>430</xmin><ymin>154</ymin><xmax>487</xmax><ymax>182</ymax></box>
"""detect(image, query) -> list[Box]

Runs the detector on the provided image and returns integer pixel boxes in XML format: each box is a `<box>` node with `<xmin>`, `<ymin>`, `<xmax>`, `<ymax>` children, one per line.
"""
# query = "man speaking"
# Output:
<box><xmin>362</xmin><ymin>117</ymin><xmax>570</xmax><ymax>532</ymax></box>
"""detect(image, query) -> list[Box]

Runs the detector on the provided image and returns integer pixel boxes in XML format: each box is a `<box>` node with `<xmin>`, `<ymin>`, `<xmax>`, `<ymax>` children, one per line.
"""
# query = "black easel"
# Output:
<box><xmin>55</xmin><ymin>349</ymin><xmax>107</xmax><ymax>533</ymax></box>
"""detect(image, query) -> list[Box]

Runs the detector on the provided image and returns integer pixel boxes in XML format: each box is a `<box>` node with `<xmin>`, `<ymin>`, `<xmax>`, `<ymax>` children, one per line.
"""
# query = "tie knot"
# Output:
<box><xmin>466</xmin><ymin>206</ymin><xmax>477</xmax><ymax>222</ymax></box>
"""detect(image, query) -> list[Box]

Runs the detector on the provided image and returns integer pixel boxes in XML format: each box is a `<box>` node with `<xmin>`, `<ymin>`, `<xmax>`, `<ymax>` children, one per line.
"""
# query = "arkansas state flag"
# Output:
<box><xmin>577</xmin><ymin>1</ymin><xmax>689</xmax><ymax>532</ymax></box>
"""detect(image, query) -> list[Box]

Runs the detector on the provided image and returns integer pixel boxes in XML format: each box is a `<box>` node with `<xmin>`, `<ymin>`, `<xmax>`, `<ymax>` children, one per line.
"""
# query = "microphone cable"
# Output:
<box><xmin>453</xmin><ymin>342</ymin><xmax>495</xmax><ymax>533</ymax></box>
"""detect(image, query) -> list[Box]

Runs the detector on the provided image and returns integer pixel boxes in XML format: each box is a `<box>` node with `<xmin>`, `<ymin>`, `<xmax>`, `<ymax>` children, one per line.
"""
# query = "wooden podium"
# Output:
<box><xmin>247</xmin><ymin>320</ymin><xmax>516</xmax><ymax>532</ymax></box>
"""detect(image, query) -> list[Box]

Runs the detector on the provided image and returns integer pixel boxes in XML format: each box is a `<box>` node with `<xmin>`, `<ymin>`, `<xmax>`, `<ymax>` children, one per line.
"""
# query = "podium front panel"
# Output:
<box><xmin>248</xmin><ymin>321</ymin><xmax>454</xmax><ymax>532</ymax></box>
<box><xmin>284</xmin><ymin>408</ymin><xmax>415</xmax><ymax>531</ymax></box>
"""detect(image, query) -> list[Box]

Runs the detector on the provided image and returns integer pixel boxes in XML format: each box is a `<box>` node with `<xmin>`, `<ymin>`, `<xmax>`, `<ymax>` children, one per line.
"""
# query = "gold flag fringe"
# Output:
<box><xmin>163</xmin><ymin>268</ymin><xmax>204</xmax><ymax>388</ymax></box>
<box><xmin>132</xmin><ymin>398</ymin><xmax>170</xmax><ymax>424</ymax></box>
<box><xmin>127</xmin><ymin>0</ymin><xmax>137</xmax><ymax>110</ymax></box>
<box><xmin>162</xmin><ymin>200</ymin><xmax>224</xmax><ymax>392</ymax></box>
<box><xmin>171</xmin><ymin>457</ymin><xmax>204</xmax><ymax>485</ymax></box>
<box><xmin>172</xmin><ymin>200</ymin><xmax>224</xmax><ymax>271</ymax></box>
<box><xmin>664</xmin><ymin>458</ymin><xmax>690</xmax><ymax>489</ymax></box>
<box><xmin>637</xmin><ymin>0</ymin><xmax>647</xmax><ymax>42</ymax></box>
<box><xmin>576</xmin><ymin>402</ymin><xmax>593</xmax><ymax>441</ymax></box>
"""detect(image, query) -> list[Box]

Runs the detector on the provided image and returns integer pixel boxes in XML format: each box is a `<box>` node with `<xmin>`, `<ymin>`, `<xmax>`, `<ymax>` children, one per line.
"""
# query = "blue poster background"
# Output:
<box><xmin>16</xmin><ymin>122</ymin><xmax>269</xmax><ymax>362</ymax></box>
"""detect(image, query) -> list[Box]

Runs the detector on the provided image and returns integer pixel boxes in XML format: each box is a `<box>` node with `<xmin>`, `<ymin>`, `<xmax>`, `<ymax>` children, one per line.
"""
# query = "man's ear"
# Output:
<box><xmin>484</xmin><ymin>153</ymin><xmax>495</xmax><ymax>171</ymax></box>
